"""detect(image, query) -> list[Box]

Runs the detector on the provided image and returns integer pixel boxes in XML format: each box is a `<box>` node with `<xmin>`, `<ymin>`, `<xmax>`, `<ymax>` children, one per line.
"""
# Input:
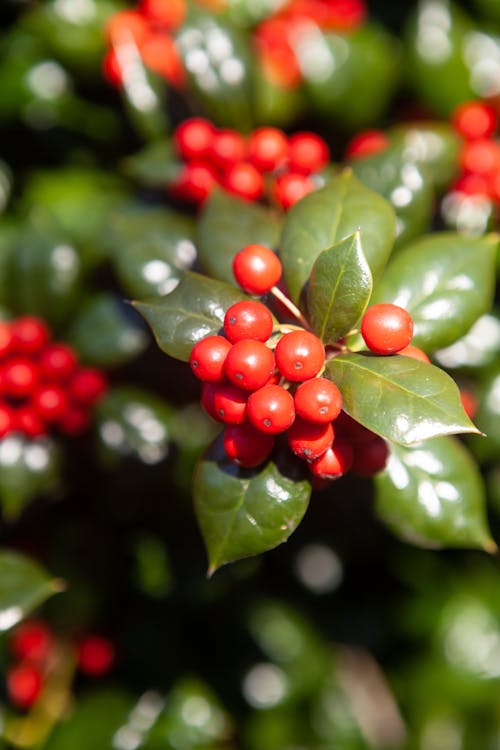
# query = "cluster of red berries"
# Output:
<box><xmin>171</xmin><ymin>118</ymin><xmax>330</xmax><ymax>209</ymax></box>
<box><xmin>103</xmin><ymin>0</ymin><xmax>186</xmax><ymax>89</ymax></box>
<box><xmin>5</xmin><ymin>619</ymin><xmax>115</xmax><ymax>711</ymax></box>
<box><xmin>0</xmin><ymin>316</ymin><xmax>107</xmax><ymax>439</ymax></box>
<box><xmin>344</xmin><ymin>128</ymin><xmax>391</xmax><ymax>161</ymax></box>
<box><xmin>189</xmin><ymin>243</ymin><xmax>417</xmax><ymax>481</ymax></box>
<box><xmin>450</xmin><ymin>100</ymin><xmax>500</xmax><ymax>203</ymax></box>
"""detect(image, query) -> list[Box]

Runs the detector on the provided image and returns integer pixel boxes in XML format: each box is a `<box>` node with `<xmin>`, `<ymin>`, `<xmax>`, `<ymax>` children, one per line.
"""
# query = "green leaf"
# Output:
<box><xmin>134</xmin><ymin>271</ymin><xmax>247</xmax><ymax>362</ymax></box>
<box><xmin>280</xmin><ymin>170</ymin><xmax>396</xmax><ymax>305</ymax></box>
<box><xmin>372</xmin><ymin>232</ymin><xmax>498</xmax><ymax>351</ymax></box>
<box><xmin>194</xmin><ymin>437</ymin><xmax>311</xmax><ymax>573</ymax></box>
<box><xmin>375</xmin><ymin>437</ymin><xmax>494</xmax><ymax>551</ymax></box>
<box><xmin>388</xmin><ymin>122</ymin><xmax>461</xmax><ymax>191</ymax></box>
<box><xmin>326</xmin><ymin>353</ymin><xmax>479</xmax><ymax>445</ymax></box>
<box><xmin>197</xmin><ymin>189</ymin><xmax>283</xmax><ymax>285</ymax></box>
<box><xmin>307</xmin><ymin>231</ymin><xmax>372</xmax><ymax>344</ymax></box>
<box><xmin>0</xmin><ymin>550</ymin><xmax>62</xmax><ymax>631</ymax></box>
<box><xmin>0</xmin><ymin>436</ymin><xmax>61</xmax><ymax>521</ymax></box>
<box><xmin>67</xmin><ymin>294</ymin><xmax>148</xmax><ymax>368</ymax></box>
<box><xmin>121</xmin><ymin>140</ymin><xmax>182</xmax><ymax>187</ymax></box>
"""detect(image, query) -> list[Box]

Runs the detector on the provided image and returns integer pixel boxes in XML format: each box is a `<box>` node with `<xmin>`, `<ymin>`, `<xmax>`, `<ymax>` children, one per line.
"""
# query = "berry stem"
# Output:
<box><xmin>270</xmin><ymin>286</ymin><xmax>311</xmax><ymax>330</ymax></box>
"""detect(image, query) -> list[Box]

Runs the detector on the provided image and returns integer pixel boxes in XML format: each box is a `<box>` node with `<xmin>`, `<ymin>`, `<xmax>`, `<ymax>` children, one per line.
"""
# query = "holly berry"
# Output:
<box><xmin>335</xmin><ymin>411</ymin><xmax>377</xmax><ymax>443</ymax></box>
<box><xmin>345</xmin><ymin>129</ymin><xmax>390</xmax><ymax>160</ymax></box>
<box><xmin>399</xmin><ymin>344</ymin><xmax>430</xmax><ymax>363</ymax></box>
<box><xmin>212</xmin><ymin>383</ymin><xmax>248</xmax><ymax>424</ymax></box>
<box><xmin>14</xmin><ymin>407</ymin><xmax>47</xmax><ymax>437</ymax></box>
<box><xmin>140</xmin><ymin>31</ymin><xmax>186</xmax><ymax>87</ymax></box>
<box><xmin>224</xmin><ymin>300</ymin><xmax>273</xmax><ymax>343</ymax></box>
<box><xmin>310</xmin><ymin>440</ymin><xmax>354</xmax><ymax>479</ymax></box>
<box><xmin>351</xmin><ymin>436</ymin><xmax>389</xmax><ymax>477</ymax></box>
<box><xmin>223</xmin><ymin>423</ymin><xmax>274</xmax><ymax>467</ymax></box>
<box><xmin>459</xmin><ymin>138</ymin><xmax>500</xmax><ymax>176</ymax></box>
<box><xmin>247</xmin><ymin>384</ymin><xmax>295</xmax><ymax>434</ymax></box>
<box><xmin>275</xmin><ymin>330</ymin><xmax>325</xmax><ymax>381</ymax></box>
<box><xmin>288</xmin><ymin>417</ymin><xmax>334</xmax><ymax>460</ymax></box>
<box><xmin>171</xmin><ymin>162</ymin><xmax>219</xmax><ymax>205</ymax></box>
<box><xmin>78</xmin><ymin>635</ymin><xmax>115</xmax><ymax>677</ymax></box>
<box><xmin>7</xmin><ymin>664</ymin><xmax>43</xmax><ymax>710</ymax></box>
<box><xmin>294</xmin><ymin>378</ymin><xmax>342</xmax><ymax>423</ymax></box>
<box><xmin>224</xmin><ymin>340</ymin><xmax>275</xmax><ymax>391</ymax></box>
<box><xmin>39</xmin><ymin>344</ymin><xmax>77</xmax><ymax>382</ymax></box>
<box><xmin>233</xmin><ymin>244</ymin><xmax>282</xmax><ymax>295</ymax></box>
<box><xmin>59</xmin><ymin>406</ymin><xmax>90</xmax><ymax>436</ymax></box>
<box><xmin>361</xmin><ymin>303</ymin><xmax>414</xmax><ymax>355</ymax></box>
<box><xmin>274</xmin><ymin>172</ymin><xmax>315</xmax><ymax>210</ymax></box>
<box><xmin>288</xmin><ymin>132</ymin><xmax>329</xmax><ymax>174</ymax></box>
<box><xmin>0</xmin><ymin>321</ymin><xmax>13</xmax><ymax>358</ymax></box>
<box><xmin>189</xmin><ymin>336</ymin><xmax>232</xmax><ymax>383</ymax></box>
<box><xmin>105</xmin><ymin>9</ymin><xmax>148</xmax><ymax>45</ymax></box>
<box><xmin>103</xmin><ymin>49</ymin><xmax>123</xmax><ymax>87</ymax></box>
<box><xmin>12</xmin><ymin>317</ymin><xmax>49</xmax><ymax>355</ymax></box>
<box><xmin>32</xmin><ymin>385</ymin><xmax>69</xmax><ymax>423</ymax></box>
<box><xmin>453</xmin><ymin>101</ymin><xmax>497</xmax><ymax>140</ymax></box>
<box><xmin>247</xmin><ymin>127</ymin><xmax>289</xmax><ymax>172</ymax></box>
<box><xmin>3</xmin><ymin>359</ymin><xmax>38</xmax><ymax>398</ymax></box>
<box><xmin>223</xmin><ymin>162</ymin><xmax>264</xmax><ymax>201</ymax></box>
<box><xmin>139</xmin><ymin>0</ymin><xmax>186</xmax><ymax>29</ymax></box>
<box><xmin>200</xmin><ymin>383</ymin><xmax>220</xmax><ymax>421</ymax></box>
<box><xmin>174</xmin><ymin>118</ymin><xmax>215</xmax><ymax>161</ymax></box>
<box><xmin>69</xmin><ymin>368</ymin><xmax>108</xmax><ymax>405</ymax></box>
<box><xmin>11</xmin><ymin>620</ymin><xmax>54</xmax><ymax>664</ymax></box>
<box><xmin>211</xmin><ymin>129</ymin><xmax>247</xmax><ymax>170</ymax></box>
<box><xmin>0</xmin><ymin>404</ymin><xmax>14</xmax><ymax>437</ymax></box>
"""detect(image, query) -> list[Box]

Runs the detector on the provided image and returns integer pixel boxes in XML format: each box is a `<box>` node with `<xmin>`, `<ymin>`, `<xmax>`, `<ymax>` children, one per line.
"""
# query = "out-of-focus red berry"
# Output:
<box><xmin>345</xmin><ymin>129</ymin><xmax>390</xmax><ymax>160</ymax></box>
<box><xmin>7</xmin><ymin>663</ymin><xmax>43</xmax><ymax>710</ymax></box>
<box><xmin>78</xmin><ymin>635</ymin><xmax>115</xmax><ymax>677</ymax></box>
<box><xmin>11</xmin><ymin>620</ymin><xmax>54</xmax><ymax>664</ymax></box>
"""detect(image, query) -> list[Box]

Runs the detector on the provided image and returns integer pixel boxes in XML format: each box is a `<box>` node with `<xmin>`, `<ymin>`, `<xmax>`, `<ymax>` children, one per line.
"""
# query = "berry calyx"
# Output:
<box><xmin>189</xmin><ymin>336</ymin><xmax>232</xmax><ymax>383</ymax></box>
<box><xmin>224</xmin><ymin>300</ymin><xmax>274</xmax><ymax>343</ymax></box>
<box><xmin>247</xmin><ymin>126</ymin><xmax>289</xmax><ymax>172</ymax></box>
<box><xmin>247</xmin><ymin>384</ymin><xmax>295</xmax><ymax>434</ymax></box>
<box><xmin>310</xmin><ymin>440</ymin><xmax>354</xmax><ymax>479</ymax></box>
<box><xmin>287</xmin><ymin>418</ymin><xmax>334</xmax><ymax>460</ymax></box>
<box><xmin>361</xmin><ymin>303</ymin><xmax>414</xmax><ymax>355</ymax></box>
<box><xmin>7</xmin><ymin>663</ymin><xmax>43</xmax><ymax>710</ymax></box>
<box><xmin>275</xmin><ymin>330</ymin><xmax>325</xmax><ymax>381</ymax></box>
<box><xmin>294</xmin><ymin>378</ymin><xmax>342</xmax><ymax>423</ymax></box>
<box><xmin>223</xmin><ymin>423</ymin><xmax>275</xmax><ymax>467</ymax></box>
<box><xmin>351</xmin><ymin>436</ymin><xmax>389</xmax><ymax>477</ymax></box>
<box><xmin>224</xmin><ymin>340</ymin><xmax>275</xmax><ymax>391</ymax></box>
<box><xmin>233</xmin><ymin>244</ymin><xmax>282</xmax><ymax>295</ymax></box>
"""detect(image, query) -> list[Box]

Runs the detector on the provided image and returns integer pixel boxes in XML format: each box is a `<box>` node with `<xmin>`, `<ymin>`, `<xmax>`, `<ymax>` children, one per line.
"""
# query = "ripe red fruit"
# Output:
<box><xmin>11</xmin><ymin>317</ymin><xmax>50</xmax><ymax>355</ymax></box>
<box><xmin>189</xmin><ymin>336</ymin><xmax>232</xmax><ymax>383</ymax></box>
<box><xmin>247</xmin><ymin>127</ymin><xmax>289</xmax><ymax>172</ymax></box>
<box><xmin>288</xmin><ymin>132</ymin><xmax>329</xmax><ymax>174</ymax></box>
<box><xmin>452</xmin><ymin>101</ymin><xmax>497</xmax><ymax>140</ymax></box>
<box><xmin>139</xmin><ymin>32</ymin><xmax>186</xmax><ymax>87</ymax></box>
<box><xmin>274</xmin><ymin>172</ymin><xmax>315</xmax><ymax>210</ymax></box>
<box><xmin>14</xmin><ymin>407</ymin><xmax>47</xmax><ymax>437</ymax></box>
<box><xmin>69</xmin><ymin>368</ymin><xmax>108</xmax><ymax>405</ymax></box>
<box><xmin>288</xmin><ymin>418</ymin><xmax>334</xmax><ymax>460</ymax></box>
<box><xmin>140</xmin><ymin>0</ymin><xmax>186</xmax><ymax>28</ymax></box>
<box><xmin>0</xmin><ymin>321</ymin><xmax>13</xmax><ymax>358</ymax></box>
<box><xmin>233</xmin><ymin>244</ymin><xmax>282</xmax><ymax>295</ymax></box>
<box><xmin>11</xmin><ymin>620</ymin><xmax>54</xmax><ymax>664</ymax></box>
<box><xmin>212</xmin><ymin>383</ymin><xmax>248</xmax><ymax>424</ymax></box>
<box><xmin>310</xmin><ymin>440</ymin><xmax>354</xmax><ymax>479</ymax></box>
<box><xmin>7</xmin><ymin>663</ymin><xmax>43</xmax><ymax>710</ymax></box>
<box><xmin>3</xmin><ymin>358</ymin><xmax>38</xmax><ymax>398</ymax></box>
<box><xmin>224</xmin><ymin>300</ymin><xmax>273</xmax><ymax>343</ymax></box>
<box><xmin>0</xmin><ymin>403</ymin><xmax>14</xmax><ymax>437</ymax></box>
<box><xmin>211</xmin><ymin>129</ymin><xmax>247</xmax><ymax>170</ymax></box>
<box><xmin>105</xmin><ymin>10</ymin><xmax>148</xmax><ymax>45</ymax></box>
<box><xmin>171</xmin><ymin>162</ymin><xmax>219</xmax><ymax>205</ymax></box>
<box><xmin>223</xmin><ymin>423</ymin><xmax>274</xmax><ymax>467</ymax></box>
<box><xmin>247</xmin><ymin>384</ymin><xmax>295</xmax><ymax>434</ymax></box>
<box><xmin>78</xmin><ymin>635</ymin><xmax>115</xmax><ymax>677</ymax></box>
<box><xmin>361</xmin><ymin>303</ymin><xmax>414</xmax><ymax>355</ymax></box>
<box><xmin>460</xmin><ymin>138</ymin><xmax>500</xmax><ymax>176</ymax></box>
<box><xmin>200</xmin><ymin>383</ymin><xmax>220</xmax><ymax>421</ymax></box>
<box><xmin>275</xmin><ymin>330</ymin><xmax>325</xmax><ymax>381</ymax></box>
<box><xmin>335</xmin><ymin>411</ymin><xmax>377</xmax><ymax>443</ymax></box>
<box><xmin>223</xmin><ymin>162</ymin><xmax>265</xmax><ymax>201</ymax></box>
<box><xmin>32</xmin><ymin>385</ymin><xmax>69</xmax><ymax>423</ymax></box>
<box><xmin>460</xmin><ymin>388</ymin><xmax>478</xmax><ymax>419</ymax></box>
<box><xmin>351</xmin><ymin>436</ymin><xmax>389</xmax><ymax>477</ymax></box>
<box><xmin>452</xmin><ymin>172</ymin><xmax>491</xmax><ymax>197</ymax></box>
<box><xmin>224</xmin><ymin>340</ymin><xmax>275</xmax><ymax>391</ymax></box>
<box><xmin>103</xmin><ymin>49</ymin><xmax>123</xmax><ymax>87</ymax></box>
<box><xmin>59</xmin><ymin>405</ymin><xmax>90</xmax><ymax>436</ymax></box>
<box><xmin>399</xmin><ymin>344</ymin><xmax>430</xmax><ymax>363</ymax></box>
<box><xmin>294</xmin><ymin>378</ymin><xmax>342</xmax><ymax>423</ymax></box>
<box><xmin>345</xmin><ymin>129</ymin><xmax>390</xmax><ymax>160</ymax></box>
<box><xmin>174</xmin><ymin>118</ymin><xmax>215</xmax><ymax>161</ymax></box>
<box><xmin>39</xmin><ymin>344</ymin><xmax>78</xmax><ymax>381</ymax></box>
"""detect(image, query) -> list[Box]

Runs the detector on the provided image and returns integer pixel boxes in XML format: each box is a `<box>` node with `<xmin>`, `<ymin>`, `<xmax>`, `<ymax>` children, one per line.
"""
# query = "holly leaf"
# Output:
<box><xmin>307</xmin><ymin>231</ymin><xmax>372</xmax><ymax>344</ymax></box>
<box><xmin>197</xmin><ymin>189</ymin><xmax>283</xmax><ymax>285</ymax></box>
<box><xmin>388</xmin><ymin>122</ymin><xmax>461</xmax><ymax>191</ymax></box>
<box><xmin>372</xmin><ymin>232</ymin><xmax>498</xmax><ymax>351</ymax></box>
<box><xmin>194</xmin><ymin>437</ymin><xmax>311</xmax><ymax>574</ymax></box>
<box><xmin>375</xmin><ymin>437</ymin><xmax>494</xmax><ymax>551</ymax></box>
<box><xmin>326</xmin><ymin>353</ymin><xmax>479</xmax><ymax>445</ymax></box>
<box><xmin>121</xmin><ymin>140</ymin><xmax>182</xmax><ymax>187</ymax></box>
<box><xmin>0</xmin><ymin>550</ymin><xmax>63</xmax><ymax>631</ymax></box>
<box><xmin>134</xmin><ymin>271</ymin><xmax>247</xmax><ymax>362</ymax></box>
<box><xmin>280</xmin><ymin>170</ymin><xmax>396</xmax><ymax>305</ymax></box>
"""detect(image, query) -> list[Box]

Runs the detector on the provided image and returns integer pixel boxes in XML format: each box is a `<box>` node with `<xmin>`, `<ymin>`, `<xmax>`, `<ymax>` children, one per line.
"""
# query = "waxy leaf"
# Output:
<box><xmin>194</xmin><ymin>437</ymin><xmax>311</xmax><ymax>573</ymax></box>
<box><xmin>388</xmin><ymin>122</ymin><xmax>461</xmax><ymax>191</ymax></box>
<box><xmin>121</xmin><ymin>140</ymin><xmax>182</xmax><ymax>187</ymax></box>
<box><xmin>326</xmin><ymin>353</ymin><xmax>479</xmax><ymax>445</ymax></box>
<box><xmin>307</xmin><ymin>232</ymin><xmax>372</xmax><ymax>344</ymax></box>
<box><xmin>197</xmin><ymin>190</ymin><xmax>282</xmax><ymax>284</ymax></box>
<box><xmin>372</xmin><ymin>233</ymin><xmax>498</xmax><ymax>351</ymax></box>
<box><xmin>375</xmin><ymin>437</ymin><xmax>494</xmax><ymax>551</ymax></box>
<box><xmin>0</xmin><ymin>551</ymin><xmax>62</xmax><ymax>631</ymax></box>
<box><xmin>280</xmin><ymin>170</ymin><xmax>396</xmax><ymax>304</ymax></box>
<box><xmin>134</xmin><ymin>272</ymin><xmax>247</xmax><ymax>362</ymax></box>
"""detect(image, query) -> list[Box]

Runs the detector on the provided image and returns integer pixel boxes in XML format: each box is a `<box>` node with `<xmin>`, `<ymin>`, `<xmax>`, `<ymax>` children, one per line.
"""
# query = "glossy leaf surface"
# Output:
<box><xmin>326</xmin><ymin>353</ymin><xmax>479</xmax><ymax>445</ymax></box>
<box><xmin>0</xmin><ymin>550</ymin><xmax>62</xmax><ymax>631</ymax></box>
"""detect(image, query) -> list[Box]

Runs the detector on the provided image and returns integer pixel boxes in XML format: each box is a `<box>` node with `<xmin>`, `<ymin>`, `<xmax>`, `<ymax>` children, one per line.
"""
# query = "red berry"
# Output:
<box><xmin>211</xmin><ymin>129</ymin><xmax>247</xmax><ymax>170</ymax></box>
<box><xmin>460</xmin><ymin>138</ymin><xmax>500</xmax><ymax>176</ymax></box>
<box><xmin>223</xmin><ymin>162</ymin><xmax>264</xmax><ymax>201</ymax></box>
<box><xmin>224</xmin><ymin>300</ymin><xmax>273</xmax><ymax>343</ymax></box>
<box><xmin>233</xmin><ymin>244</ymin><xmax>282</xmax><ymax>295</ymax></box>
<box><xmin>3</xmin><ymin>358</ymin><xmax>38</xmax><ymax>398</ymax></box>
<box><xmin>247</xmin><ymin>127</ymin><xmax>289</xmax><ymax>172</ymax></box>
<box><xmin>288</xmin><ymin>132</ymin><xmax>329</xmax><ymax>174</ymax></box>
<box><xmin>32</xmin><ymin>386</ymin><xmax>69</xmax><ymax>423</ymax></box>
<box><xmin>140</xmin><ymin>0</ymin><xmax>185</xmax><ymax>28</ymax></box>
<box><xmin>104</xmin><ymin>10</ymin><xmax>148</xmax><ymax>45</ymax></box>
<box><xmin>398</xmin><ymin>344</ymin><xmax>430</xmax><ymax>363</ymax></box>
<box><xmin>14</xmin><ymin>407</ymin><xmax>47</xmax><ymax>437</ymax></box>
<box><xmin>361</xmin><ymin>303</ymin><xmax>414</xmax><ymax>355</ymax></box>
<box><xmin>274</xmin><ymin>172</ymin><xmax>315</xmax><ymax>210</ymax></box>
<box><xmin>247</xmin><ymin>384</ymin><xmax>295</xmax><ymax>434</ymax></box>
<box><xmin>171</xmin><ymin>162</ymin><xmax>219</xmax><ymax>205</ymax></box>
<box><xmin>7</xmin><ymin>663</ymin><xmax>43</xmax><ymax>710</ymax></box>
<box><xmin>275</xmin><ymin>330</ymin><xmax>325</xmax><ymax>381</ymax></box>
<box><xmin>453</xmin><ymin>101</ymin><xmax>497</xmax><ymax>140</ymax></box>
<box><xmin>460</xmin><ymin>388</ymin><xmax>478</xmax><ymax>419</ymax></box>
<box><xmin>103</xmin><ymin>49</ymin><xmax>123</xmax><ymax>87</ymax></box>
<box><xmin>139</xmin><ymin>31</ymin><xmax>186</xmax><ymax>87</ymax></box>
<box><xmin>11</xmin><ymin>620</ymin><xmax>54</xmax><ymax>664</ymax></box>
<box><xmin>0</xmin><ymin>403</ymin><xmax>14</xmax><ymax>437</ymax></box>
<box><xmin>174</xmin><ymin>118</ymin><xmax>215</xmax><ymax>161</ymax></box>
<box><xmin>189</xmin><ymin>335</ymin><xmax>231</xmax><ymax>383</ymax></box>
<box><xmin>225</xmin><ymin>340</ymin><xmax>275</xmax><ymax>391</ymax></box>
<box><xmin>345</xmin><ymin>129</ymin><xmax>390</xmax><ymax>160</ymax></box>
<box><xmin>59</xmin><ymin>405</ymin><xmax>90</xmax><ymax>436</ymax></box>
<box><xmin>335</xmin><ymin>411</ymin><xmax>377</xmax><ymax>443</ymax></box>
<box><xmin>288</xmin><ymin>417</ymin><xmax>334</xmax><ymax>460</ymax></box>
<box><xmin>200</xmin><ymin>383</ymin><xmax>220</xmax><ymax>421</ymax></box>
<box><xmin>351</xmin><ymin>436</ymin><xmax>389</xmax><ymax>477</ymax></box>
<box><xmin>223</xmin><ymin>423</ymin><xmax>274</xmax><ymax>467</ymax></box>
<box><xmin>39</xmin><ymin>343</ymin><xmax>78</xmax><ymax>382</ymax></box>
<box><xmin>294</xmin><ymin>378</ymin><xmax>342</xmax><ymax>423</ymax></box>
<box><xmin>78</xmin><ymin>635</ymin><xmax>115</xmax><ymax>677</ymax></box>
<box><xmin>212</xmin><ymin>383</ymin><xmax>248</xmax><ymax>424</ymax></box>
<box><xmin>0</xmin><ymin>321</ymin><xmax>13</xmax><ymax>359</ymax></box>
<box><xmin>310</xmin><ymin>440</ymin><xmax>354</xmax><ymax>479</ymax></box>
<box><xmin>11</xmin><ymin>317</ymin><xmax>50</xmax><ymax>355</ymax></box>
<box><xmin>452</xmin><ymin>172</ymin><xmax>491</xmax><ymax>197</ymax></box>
<box><xmin>69</xmin><ymin>368</ymin><xmax>108</xmax><ymax>406</ymax></box>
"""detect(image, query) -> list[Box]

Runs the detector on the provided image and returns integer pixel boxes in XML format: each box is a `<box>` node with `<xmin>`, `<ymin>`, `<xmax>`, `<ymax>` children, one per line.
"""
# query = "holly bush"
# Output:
<box><xmin>3</xmin><ymin>0</ymin><xmax>500</xmax><ymax>747</ymax></box>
